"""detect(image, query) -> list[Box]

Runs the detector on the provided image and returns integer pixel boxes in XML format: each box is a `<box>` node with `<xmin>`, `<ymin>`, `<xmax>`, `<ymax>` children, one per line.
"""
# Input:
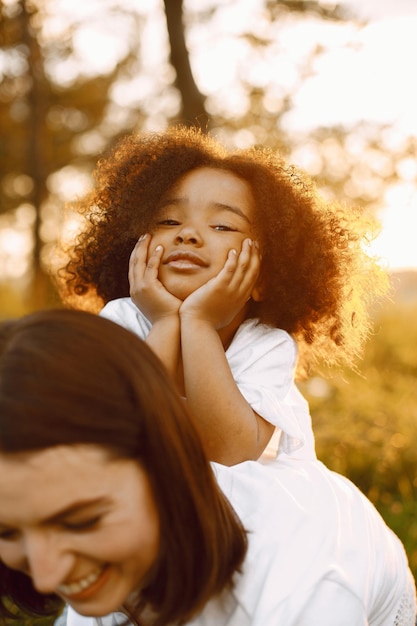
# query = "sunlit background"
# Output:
<box><xmin>1</xmin><ymin>0</ymin><xmax>417</xmax><ymax>601</ymax></box>
<box><xmin>1</xmin><ymin>0</ymin><xmax>417</xmax><ymax>307</ymax></box>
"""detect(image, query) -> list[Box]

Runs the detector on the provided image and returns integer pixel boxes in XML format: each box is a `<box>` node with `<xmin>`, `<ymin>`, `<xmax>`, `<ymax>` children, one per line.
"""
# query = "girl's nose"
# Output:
<box><xmin>23</xmin><ymin>533</ymin><xmax>73</xmax><ymax>594</ymax></box>
<box><xmin>175</xmin><ymin>224</ymin><xmax>202</xmax><ymax>245</ymax></box>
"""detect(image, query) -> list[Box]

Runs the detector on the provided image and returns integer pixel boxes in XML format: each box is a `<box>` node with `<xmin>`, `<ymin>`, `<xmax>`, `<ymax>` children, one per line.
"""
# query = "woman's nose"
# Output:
<box><xmin>23</xmin><ymin>532</ymin><xmax>73</xmax><ymax>594</ymax></box>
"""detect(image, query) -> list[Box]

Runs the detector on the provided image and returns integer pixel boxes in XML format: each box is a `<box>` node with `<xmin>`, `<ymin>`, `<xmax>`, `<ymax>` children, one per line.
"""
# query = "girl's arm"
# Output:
<box><xmin>181</xmin><ymin>316</ymin><xmax>274</xmax><ymax>464</ymax></box>
<box><xmin>145</xmin><ymin>316</ymin><xmax>181</xmax><ymax>382</ymax></box>
<box><xmin>180</xmin><ymin>241</ymin><xmax>273</xmax><ymax>465</ymax></box>
<box><xmin>129</xmin><ymin>236</ymin><xmax>181</xmax><ymax>380</ymax></box>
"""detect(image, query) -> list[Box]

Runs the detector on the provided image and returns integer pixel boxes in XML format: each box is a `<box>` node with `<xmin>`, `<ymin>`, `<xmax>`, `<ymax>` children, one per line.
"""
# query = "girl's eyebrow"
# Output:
<box><xmin>213</xmin><ymin>202</ymin><xmax>252</xmax><ymax>224</ymax></box>
<box><xmin>159</xmin><ymin>196</ymin><xmax>252</xmax><ymax>224</ymax></box>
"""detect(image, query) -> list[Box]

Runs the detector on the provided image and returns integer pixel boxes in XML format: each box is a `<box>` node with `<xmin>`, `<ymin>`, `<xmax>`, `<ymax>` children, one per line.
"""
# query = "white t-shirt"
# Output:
<box><xmin>100</xmin><ymin>298</ymin><xmax>316</xmax><ymax>460</ymax></box>
<box><xmin>62</xmin><ymin>457</ymin><xmax>416</xmax><ymax>626</ymax></box>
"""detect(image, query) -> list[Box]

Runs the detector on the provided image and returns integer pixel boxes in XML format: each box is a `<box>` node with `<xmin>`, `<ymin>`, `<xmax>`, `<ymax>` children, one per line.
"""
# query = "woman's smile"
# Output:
<box><xmin>57</xmin><ymin>564</ymin><xmax>109</xmax><ymax>601</ymax></box>
<box><xmin>0</xmin><ymin>445</ymin><xmax>161</xmax><ymax>617</ymax></box>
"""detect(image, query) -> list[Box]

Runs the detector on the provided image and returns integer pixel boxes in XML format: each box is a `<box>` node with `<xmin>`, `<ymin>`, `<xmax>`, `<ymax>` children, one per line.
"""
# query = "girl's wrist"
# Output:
<box><xmin>151</xmin><ymin>312</ymin><xmax>181</xmax><ymax>326</ymax></box>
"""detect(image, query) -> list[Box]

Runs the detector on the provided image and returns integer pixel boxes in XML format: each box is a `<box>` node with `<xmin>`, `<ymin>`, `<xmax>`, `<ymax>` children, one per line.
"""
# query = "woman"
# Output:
<box><xmin>0</xmin><ymin>309</ymin><xmax>415</xmax><ymax>626</ymax></box>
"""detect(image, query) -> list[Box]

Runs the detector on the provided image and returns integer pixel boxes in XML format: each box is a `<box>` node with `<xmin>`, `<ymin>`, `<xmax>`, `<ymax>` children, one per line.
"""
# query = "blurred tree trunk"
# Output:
<box><xmin>163</xmin><ymin>0</ymin><xmax>210</xmax><ymax>130</ymax></box>
<box><xmin>0</xmin><ymin>0</ymin><xmax>138</xmax><ymax>311</ymax></box>
<box><xmin>20</xmin><ymin>0</ymin><xmax>52</xmax><ymax>307</ymax></box>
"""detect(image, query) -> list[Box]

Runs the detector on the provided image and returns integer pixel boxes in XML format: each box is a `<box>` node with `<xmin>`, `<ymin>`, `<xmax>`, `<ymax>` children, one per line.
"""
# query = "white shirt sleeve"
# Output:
<box><xmin>65</xmin><ymin>607</ymin><xmax>96</xmax><ymax>625</ymax></box>
<box><xmin>100</xmin><ymin>298</ymin><xmax>151</xmax><ymax>340</ymax></box>
<box><xmin>99</xmin><ymin>306</ymin><xmax>315</xmax><ymax>458</ymax></box>
<box><xmin>64</xmin><ymin>608</ymin><xmax>129</xmax><ymax>626</ymax></box>
<box><xmin>212</xmin><ymin>460</ymin><xmax>416</xmax><ymax>626</ymax></box>
<box><xmin>271</xmin><ymin>579</ymin><xmax>368</xmax><ymax>626</ymax></box>
<box><xmin>226</xmin><ymin>319</ymin><xmax>315</xmax><ymax>456</ymax></box>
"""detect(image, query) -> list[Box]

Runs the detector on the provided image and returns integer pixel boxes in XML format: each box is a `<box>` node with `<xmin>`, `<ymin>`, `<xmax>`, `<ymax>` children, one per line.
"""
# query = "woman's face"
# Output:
<box><xmin>150</xmin><ymin>167</ymin><xmax>257</xmax><ymax>301</ymax></box>
<box><xmin>0</xmin><ymin>445</ymin><xmax>160</xmax><ymax>617</ymax></box>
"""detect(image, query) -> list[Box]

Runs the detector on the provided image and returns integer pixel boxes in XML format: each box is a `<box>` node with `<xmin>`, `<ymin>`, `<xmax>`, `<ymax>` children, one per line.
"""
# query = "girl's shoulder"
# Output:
<box><xmin>100</xmin><ymin>298</ymin><xmax>152</xmax><ymax>338</ymax></box>
<box><xmin>228</xmin><ymin>319</ymin><xmax>297</xmax><ymax>367</ymax></box>
<box><xmin>234</xmin><ymin>318</ymin><xmax>295</xmax><ymax>346</ymax></box>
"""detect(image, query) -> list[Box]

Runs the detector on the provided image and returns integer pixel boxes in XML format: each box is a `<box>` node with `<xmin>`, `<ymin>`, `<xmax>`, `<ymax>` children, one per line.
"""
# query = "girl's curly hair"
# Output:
<box><xmin>56</xmin><ymin>125</ymin><xmax>389</xmax><ymax>375</ymax></box>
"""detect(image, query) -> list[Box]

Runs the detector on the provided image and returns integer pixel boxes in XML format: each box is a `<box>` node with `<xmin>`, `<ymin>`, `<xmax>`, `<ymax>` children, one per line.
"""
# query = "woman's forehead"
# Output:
<box><xmin>0</xmin><ymin>445</ymin><xmax>138</xmax><ymax>526</ymax></box>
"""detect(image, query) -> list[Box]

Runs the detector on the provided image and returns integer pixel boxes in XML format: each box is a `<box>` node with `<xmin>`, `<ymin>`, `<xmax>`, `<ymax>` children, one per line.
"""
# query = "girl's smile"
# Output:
<box><xmin>151</xmin><ymin>167</ymin><xmax>256</xmax><ymax>301</ymax></box>
<box><xmin>0</xmin><ymin>445</ymin><xmax>160</xmax><ymax>617</ymax></box>
<box><xmin>163</xmin><ymin>249</ymin><xmax>209</xmax><ymax>270</ymax></box>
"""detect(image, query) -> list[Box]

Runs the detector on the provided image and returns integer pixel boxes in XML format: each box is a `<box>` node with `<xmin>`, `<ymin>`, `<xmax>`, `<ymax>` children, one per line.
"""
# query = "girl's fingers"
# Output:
<box><xmin>130</xmin><ymin>234</ymin><xmax>150</xmax><ymax>264</ymax></box>
<box><xmin>218</xmin><ymin>240</ymin><xmax>259</xmax><ymax>283</ymax></box>
<box><xmin>203</xmin><ymin>241</ymin><xmax>259</xmax><ymax>313</ymax></box>
<box><xmin>129</xmin><ymin>234</ymin><xmax>164</xmax><ymax>285</ymax></box>
<box><xmin>145</xmin><ymin>244</ymin><xmax>163</xmax><ymax>277</ymax></box>
<box><xmin>224</xmin><ymin>248</ymin><xmax>238</xmax><ymax>269</ymax></box>
<box><xmin>128</xmin><ymin>234</ymin><xmax>150</xmax><ymax>283</ymax></box>
<box><xmin>228</xmin><ymin>238</ymin><xmax>260</xmax><ymax>289</ymax></box>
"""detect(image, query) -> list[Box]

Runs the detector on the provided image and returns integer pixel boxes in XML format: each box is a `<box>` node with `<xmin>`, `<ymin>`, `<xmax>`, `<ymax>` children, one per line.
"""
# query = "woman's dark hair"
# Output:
<box><xmin>56</xmin><ymin>126</ymin><xmax>388</xmax><ymax>374</ymax></box>
<box><xmin>0</xmin><ymin>309</ymin><xmax>247</xmax><ymax>626</ymax></box>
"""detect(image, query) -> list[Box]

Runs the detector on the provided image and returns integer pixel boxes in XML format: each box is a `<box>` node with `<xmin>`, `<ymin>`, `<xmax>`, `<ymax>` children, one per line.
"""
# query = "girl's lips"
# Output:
<box><xmin>163</xmin><ymin>251</ymin><xmax>208</xmax><ymax>267</ymax></box>
<box><xmin>57</xmin><ymin>565</ymin><xmax>110</xmax><ymax>601</ymax></box>
<box><xmin>166</xmin><ymin>259</ymin><xmax>204</xmax><ymax>270</ymax></box>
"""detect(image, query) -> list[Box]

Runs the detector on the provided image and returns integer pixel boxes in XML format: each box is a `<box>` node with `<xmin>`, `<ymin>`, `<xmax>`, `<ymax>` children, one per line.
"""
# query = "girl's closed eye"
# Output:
<box><xmin>212</xmin><ymin>223</ymin><xmax>238</xmax><ymax>232</ymax></box>
<box><xmin>157</xmin><ymin>219</ymin><xmax>180</xmax><ymax>226</ymax></box>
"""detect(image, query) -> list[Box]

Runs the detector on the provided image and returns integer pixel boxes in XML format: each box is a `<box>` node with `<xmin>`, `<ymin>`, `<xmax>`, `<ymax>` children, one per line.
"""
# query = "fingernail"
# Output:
<box><xmin>155</xmin><ymin>245</ymin><xmax>163</xmax><ymax>252</ymax></box>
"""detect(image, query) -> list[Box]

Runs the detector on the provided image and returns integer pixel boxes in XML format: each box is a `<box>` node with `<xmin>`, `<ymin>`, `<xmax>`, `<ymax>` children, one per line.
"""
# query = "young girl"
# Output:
<box><xmin>57</xmin><ymin>126</ymin><xmax>388</xmax><ymax>465</ymax></box>
<box><xmin>0</xmin><ymin>309</ymin><xmax>415</xmax><ymax>626</ymax></box>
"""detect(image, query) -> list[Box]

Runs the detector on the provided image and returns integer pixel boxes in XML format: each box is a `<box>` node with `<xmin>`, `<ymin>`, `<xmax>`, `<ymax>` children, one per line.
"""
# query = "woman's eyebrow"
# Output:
<box><xmin>44</xmin><ymin>498</ymin><xmax>111</xmax><ymax>524</ymax></box>
<box><xmin>0</xmin><ymin>523</ymin><xmax>13</xmax><ymax>533</ymax></box>
<box><xmin>0</xmin><ymin>499</ymin><xmax>111</xmax><ymax>531</ymax></box>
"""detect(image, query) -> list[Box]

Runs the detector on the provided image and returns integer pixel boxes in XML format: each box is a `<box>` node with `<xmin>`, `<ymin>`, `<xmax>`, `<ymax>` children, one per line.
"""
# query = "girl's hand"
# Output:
<box><xmin>180</xmin><ymin>238</ymin><xmax>261</xmax><ymax>329</ymax></box>
<box><xmin>129</xmin><ymin>235</ymin><xmax>181</xmax><ymax>323</ymax></box>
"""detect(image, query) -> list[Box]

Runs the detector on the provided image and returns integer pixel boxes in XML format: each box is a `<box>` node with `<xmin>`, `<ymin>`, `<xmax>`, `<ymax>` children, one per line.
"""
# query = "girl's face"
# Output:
<box><xmin>150</xmin><ymin>167</ymin><xmax>257</xmax><ymax>300</ymax></box>
<box><xmin>0</xmin><ymin>445</ymin><xmax>160</xmax><ymax>617</ymax></box>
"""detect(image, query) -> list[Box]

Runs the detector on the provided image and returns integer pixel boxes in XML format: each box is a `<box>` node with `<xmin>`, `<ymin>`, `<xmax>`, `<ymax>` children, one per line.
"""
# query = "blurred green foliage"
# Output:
<box><xmin>1</xmin><ymin>0</ymin><xmax>416</xmax><ymax>621</ymax></box>
<box><xmin>0</xmin><ymin>278</ymin><xmax>61</xmax><ymax>322</ymax></box>
<box><xmin>0</xmin><ymin>597</ymin><xmax>60</xmax><ymax>626</ymax></box>
<box><xmin>300</xmin><ymin>301</ymin><xmax>417</xmax><ymax>581</ymax></box>
<box><xmin>1</xmin><ymin>616</ymin><xmax>57</xmax><ymax>626</ymax></box>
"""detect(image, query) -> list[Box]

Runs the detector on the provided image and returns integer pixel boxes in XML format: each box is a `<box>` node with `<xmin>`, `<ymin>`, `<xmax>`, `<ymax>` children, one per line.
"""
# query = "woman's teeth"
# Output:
<box><xmin>57</xmin><ymin>566</ymin><xmax>104</xmax><ymax>596</ymax></box>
